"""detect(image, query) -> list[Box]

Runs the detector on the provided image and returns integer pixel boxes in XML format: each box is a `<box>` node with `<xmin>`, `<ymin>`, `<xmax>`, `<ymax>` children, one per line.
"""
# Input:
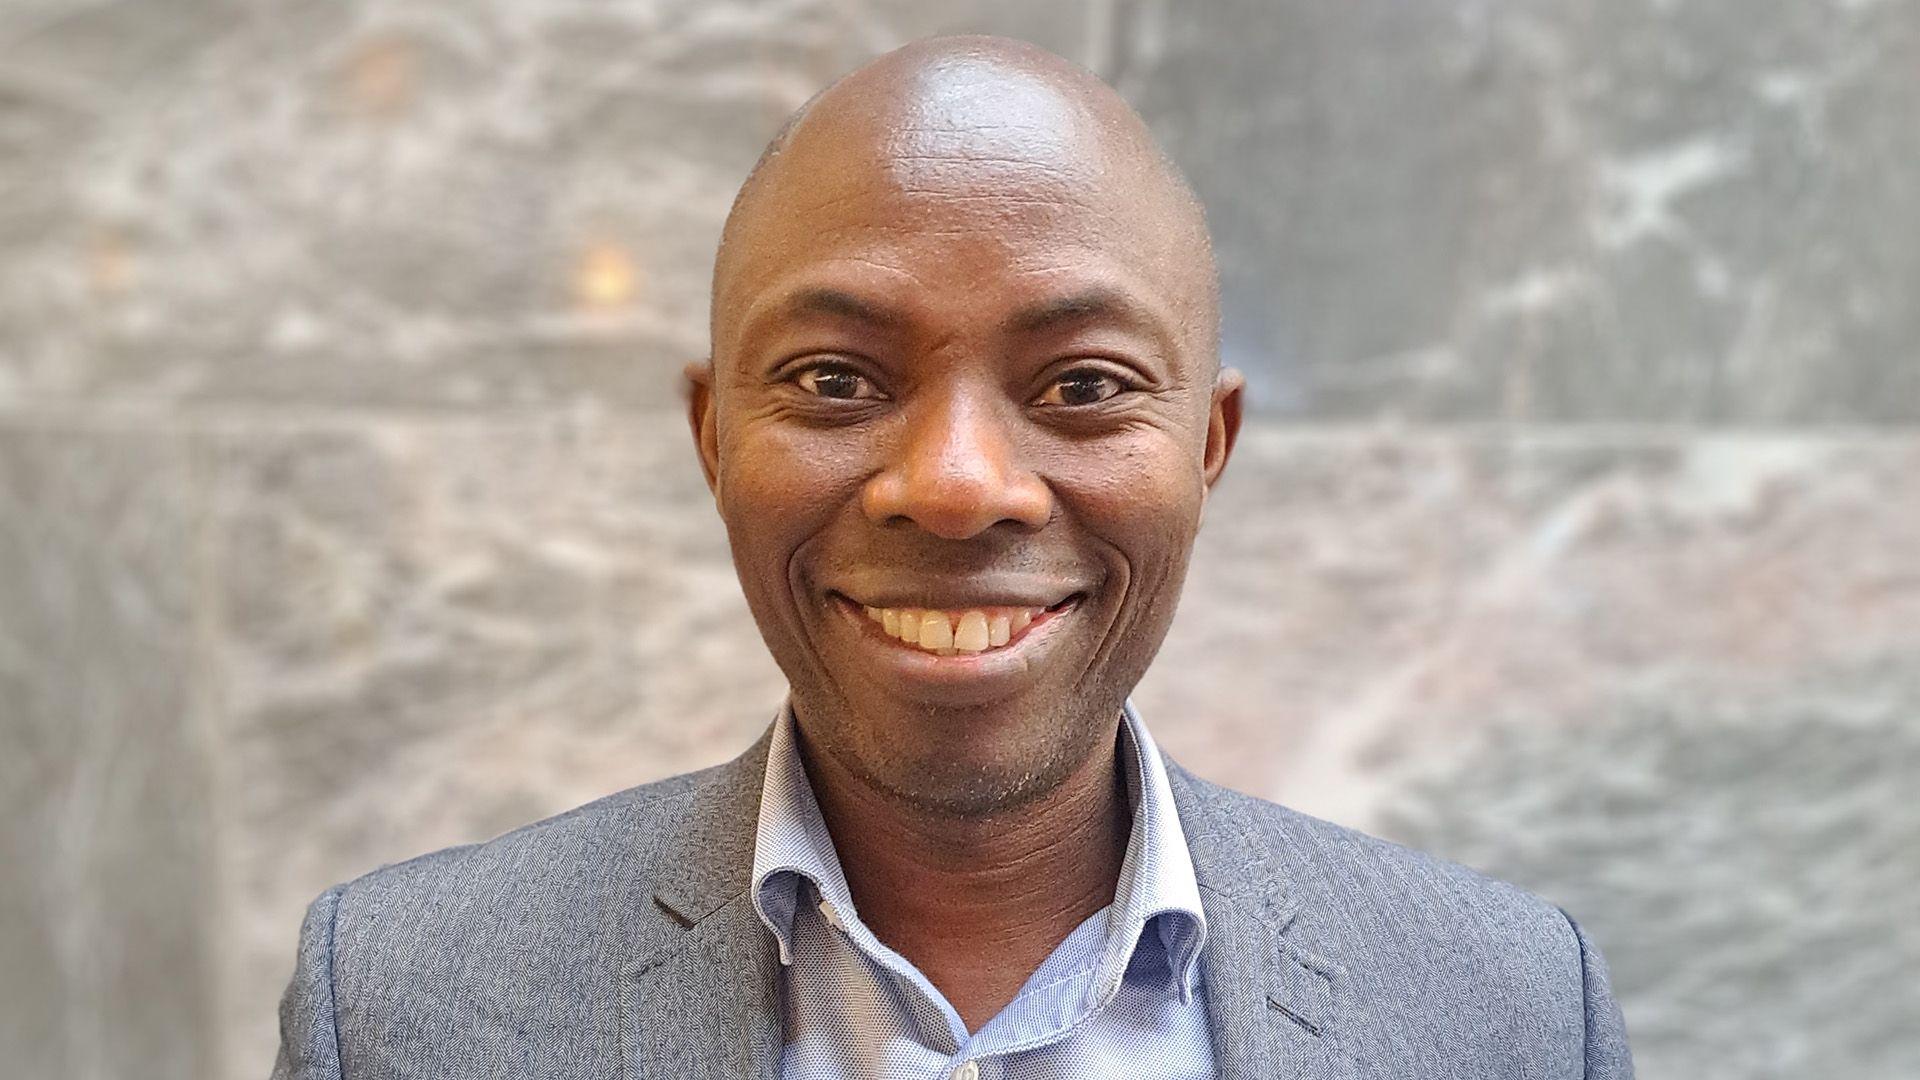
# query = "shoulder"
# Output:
<box><xmin>292</xmin><ymin>737</ymin><xmax>768</xmax><ymax>1069</ymax></box>
<box><xmin>1171</xmin><ymin>762</ymin><xmax>1589</xmax><ymax>1007</ymax></box>
<box><xmin>1178</xmin><ymin>766</ymin><xmax>1571</xmax><ymax>935</ymax></box>
<box><xmin>1173</xmin><ymin>765</ymin><xmax>1625</xmax><ymax>1075</ymax></box>
<box><xmin>331</xmin><ymin>750</ymin><xmax>745</xmax><ymax>931</ymax></box>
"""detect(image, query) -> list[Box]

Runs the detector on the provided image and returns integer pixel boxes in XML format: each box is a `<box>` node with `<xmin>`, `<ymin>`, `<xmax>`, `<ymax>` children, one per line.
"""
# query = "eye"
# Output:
<box><xmin>1034</xmin><ymin>368</ymin><xmax>1126</xmax><ymax>407</ymax></box>
<box><xmin>792</xmin><ymin>362</ymin><xmax>883</xmax><ymax>401</ymax></box>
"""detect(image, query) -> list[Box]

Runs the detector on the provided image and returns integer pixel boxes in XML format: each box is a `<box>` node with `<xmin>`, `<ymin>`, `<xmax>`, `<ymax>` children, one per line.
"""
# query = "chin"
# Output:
<box><xmin>806</xmin><ymin>684</ymin><xmax>1119</xmax><ymax>818</ymax></box>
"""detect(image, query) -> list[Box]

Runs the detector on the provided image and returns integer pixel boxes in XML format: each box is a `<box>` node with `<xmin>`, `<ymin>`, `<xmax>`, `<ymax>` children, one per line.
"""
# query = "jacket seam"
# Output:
<box><xmin>325</xmin><ymin>886</ymin><xmax>346</xmax><ymax>1079</ymax></box>
<box><xmin>1177</xmin><ymin>760</ymin><xmax>1296</xmax><ymax>925</ymax></box>
<box><xmin>1557</xmin><ymin>905</ymin><xmax>1592</xmax><ymax>1078</ymax></box>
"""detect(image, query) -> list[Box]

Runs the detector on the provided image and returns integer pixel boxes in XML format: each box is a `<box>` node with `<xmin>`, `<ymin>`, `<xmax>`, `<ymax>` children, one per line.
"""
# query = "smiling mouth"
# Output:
<box><xmin>831</xmin><ymin>594</ymin><xmax>1081</xmax><ymax>657</ymax></box>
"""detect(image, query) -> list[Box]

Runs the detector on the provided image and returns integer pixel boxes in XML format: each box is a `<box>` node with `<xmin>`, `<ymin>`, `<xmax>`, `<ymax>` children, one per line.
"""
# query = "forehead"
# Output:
<box><xmin>714</xmin><ymin>80</ymin><xmax>1205</xmax><ymax>356</ymax></box>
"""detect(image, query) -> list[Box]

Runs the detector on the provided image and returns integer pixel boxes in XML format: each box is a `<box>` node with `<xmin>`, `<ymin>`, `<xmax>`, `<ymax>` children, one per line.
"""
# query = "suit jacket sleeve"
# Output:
<box><xmin>270</xmin><ymin>886</ymin><xmax>346</xmax><ymax>1080</ymax></box>
<box><xmin>1563</xmin><ymin>908</ymin><xmax>1634</xmax><ymax>1078</ymax></box>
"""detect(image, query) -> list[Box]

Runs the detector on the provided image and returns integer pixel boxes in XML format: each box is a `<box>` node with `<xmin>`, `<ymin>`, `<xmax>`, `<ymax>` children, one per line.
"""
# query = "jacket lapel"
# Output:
<box><xmin>625</xmin><ymin>892</ymin><xmax>781</xmax><ymax>1079</ymax></box>
<box><xmin>620</xmin><ymin>733</ymin><xmax>783</xmax><ymax>1080</ymax></box>
<box><xmin>1167</xmin><ymin>760</ymin><xmax>1347</xmax><ymax>1080</ymax></box>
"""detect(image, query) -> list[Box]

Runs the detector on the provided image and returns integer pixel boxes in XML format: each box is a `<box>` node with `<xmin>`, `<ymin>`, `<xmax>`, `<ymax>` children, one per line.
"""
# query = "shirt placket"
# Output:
<box><xmin>814</xmin><ymin>886</ymin><xmax>970</xmax><ymax>1058</ymax></box>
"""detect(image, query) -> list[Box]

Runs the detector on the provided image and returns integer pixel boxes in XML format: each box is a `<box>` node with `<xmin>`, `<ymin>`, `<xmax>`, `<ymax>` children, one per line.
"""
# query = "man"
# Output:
<box><xmin>272</xmin><ymin>35</ymin><xmax>1631</xmax><ymax>1080</ymax></box>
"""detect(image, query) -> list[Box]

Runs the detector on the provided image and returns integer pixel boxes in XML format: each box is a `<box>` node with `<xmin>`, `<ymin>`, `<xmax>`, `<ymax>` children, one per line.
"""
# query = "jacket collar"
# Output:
<box><xmin>620</xmin><ymin>724</ymin><xmax>1345</xmax><ymax>1080</ymax></box>
<box><xmin>1165</xmin><ymin>757</ymin><xmax>1346</xmax><ymax>1080</ymax></box>
<box><xmin>621</xmin><ymin>729</ymin><xmax>783</xmax><ymax>1080</ymax></box>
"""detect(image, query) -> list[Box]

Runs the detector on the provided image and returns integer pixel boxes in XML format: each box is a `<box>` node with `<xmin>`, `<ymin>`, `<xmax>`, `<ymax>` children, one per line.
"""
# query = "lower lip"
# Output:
<box><xmin>828</xmin><ymin>594</ymin><xmax>1082</xmax><ymax>692</ymax></box>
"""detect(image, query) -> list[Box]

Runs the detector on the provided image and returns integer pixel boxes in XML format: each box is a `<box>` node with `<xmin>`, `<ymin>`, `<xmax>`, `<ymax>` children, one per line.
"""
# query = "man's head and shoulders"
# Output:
<box><xmin>280</xmin><ymin>33</ymin><xmax>1627</xmax><ymax>1079</ymax></box>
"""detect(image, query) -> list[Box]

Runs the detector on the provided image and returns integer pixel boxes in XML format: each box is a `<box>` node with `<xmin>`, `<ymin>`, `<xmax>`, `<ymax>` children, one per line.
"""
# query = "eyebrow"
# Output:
<box><xmin>1002</xmin><ymin>287</ymin><xmax>1160</xmax><ymax>337</ymax></box>
<box><xmin>779</xmin><ymin>287</ymin><xmax>905</xmax><ymax>330</ymax></box>
<box><xmin>764</xmin><ymin>284</ymin><xmax>1169</xmax><ymax>343</ymax></box>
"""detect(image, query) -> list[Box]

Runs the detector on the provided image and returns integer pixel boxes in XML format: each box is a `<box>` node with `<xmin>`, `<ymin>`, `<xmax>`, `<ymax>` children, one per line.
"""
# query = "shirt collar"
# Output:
<box><xmin>748</xmin><ymin>697</ymin><xmax>1208</xmax><ymax>1001</ymax></box>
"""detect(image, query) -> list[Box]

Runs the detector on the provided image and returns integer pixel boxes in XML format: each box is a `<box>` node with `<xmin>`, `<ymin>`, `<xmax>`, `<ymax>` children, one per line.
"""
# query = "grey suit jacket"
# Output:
<box><xmin>272</xmin><ymin>731</ymin><xmax>1633</xmax><ymax>1079</ymax></box>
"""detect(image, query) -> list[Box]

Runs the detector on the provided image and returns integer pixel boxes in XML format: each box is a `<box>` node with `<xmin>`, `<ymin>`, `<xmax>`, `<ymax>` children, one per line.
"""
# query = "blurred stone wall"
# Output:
<box><xmin>2</xmin><ymin>1</ymin><xmax>1915</xmax><ymax>1078</ymax></box>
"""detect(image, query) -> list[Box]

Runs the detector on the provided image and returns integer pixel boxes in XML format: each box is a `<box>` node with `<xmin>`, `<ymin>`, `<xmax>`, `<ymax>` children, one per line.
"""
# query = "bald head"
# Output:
<box><xmin>711</xmin><ymin>35</ymin><xmax>1218</xmax><ymax>366</ymax></box>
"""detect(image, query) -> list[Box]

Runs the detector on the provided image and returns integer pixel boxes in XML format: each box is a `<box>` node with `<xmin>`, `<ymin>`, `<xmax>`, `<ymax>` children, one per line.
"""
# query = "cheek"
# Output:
<box><xmin>716</xmin><ymin>420</ymin><xmax>869</xmax><ymax>586</ymax></box>
<box><xmin>1047</xmin><ymin>432</ymin><xmax>1205</xmax><ymax>686</ymax></box>
<box><xmin>1050</xmin><ymin>434</ymin><xmax>1205</xmax><ymax>570</ymax></box>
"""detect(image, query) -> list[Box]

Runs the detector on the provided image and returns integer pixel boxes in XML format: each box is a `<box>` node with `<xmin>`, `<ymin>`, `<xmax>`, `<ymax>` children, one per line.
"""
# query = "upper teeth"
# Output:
<box><xmin>862</xmin><ymin>605</ymin><xmax>1040</xmax><ymax>655</ymax></box>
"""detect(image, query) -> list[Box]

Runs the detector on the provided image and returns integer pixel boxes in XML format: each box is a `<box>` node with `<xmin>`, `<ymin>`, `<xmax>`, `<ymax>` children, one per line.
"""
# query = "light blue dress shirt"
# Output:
<box><xmin>750</xmin><ymin>699</ymin><xmax>1215</xmax><ymax>1080</ymax></box>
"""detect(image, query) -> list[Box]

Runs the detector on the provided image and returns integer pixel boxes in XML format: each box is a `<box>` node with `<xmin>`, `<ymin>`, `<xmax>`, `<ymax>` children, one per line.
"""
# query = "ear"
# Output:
<box><xmin>1201</xmin><ymin>366</ymin><xmax>1244</xmax><ymax>494</ymax></box>
<box><xmin>683</xmin><ymin>359</ymin><xmax>721</xmax><ymax>497</ymax></box>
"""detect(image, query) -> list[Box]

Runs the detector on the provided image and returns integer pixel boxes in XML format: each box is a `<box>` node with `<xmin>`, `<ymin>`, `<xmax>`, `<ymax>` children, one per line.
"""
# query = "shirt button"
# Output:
<box><xmin>952</xmin><ymin>1062</ymin><xmax>979</xmax><ymax>1080</ymax></box>
<box><xmin>817</xmin><ymin>899</ymin><xmax>844</xmax><ymax>930</ymax></box>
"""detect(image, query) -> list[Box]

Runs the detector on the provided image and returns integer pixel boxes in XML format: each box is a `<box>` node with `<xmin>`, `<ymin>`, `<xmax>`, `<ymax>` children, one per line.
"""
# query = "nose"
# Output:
<box><xmin>861</xmin><ymin>384</ymin><xmax>1053</xmax><ymax>539</ymax></box>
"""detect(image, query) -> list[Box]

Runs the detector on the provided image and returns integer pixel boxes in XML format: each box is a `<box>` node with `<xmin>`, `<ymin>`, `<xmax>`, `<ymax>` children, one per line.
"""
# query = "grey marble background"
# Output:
<box><xmin>2</xmin><ymin>1</ymin><xmax>1915</xmax><ymax>1078</ymax></box>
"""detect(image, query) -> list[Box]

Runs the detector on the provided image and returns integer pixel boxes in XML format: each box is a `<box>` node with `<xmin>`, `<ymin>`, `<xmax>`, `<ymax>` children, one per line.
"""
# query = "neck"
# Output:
<box><xmin>797</xmin><ymin>720</ymin><xmax>1131</xmax><ymax>1032</ymax></box>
